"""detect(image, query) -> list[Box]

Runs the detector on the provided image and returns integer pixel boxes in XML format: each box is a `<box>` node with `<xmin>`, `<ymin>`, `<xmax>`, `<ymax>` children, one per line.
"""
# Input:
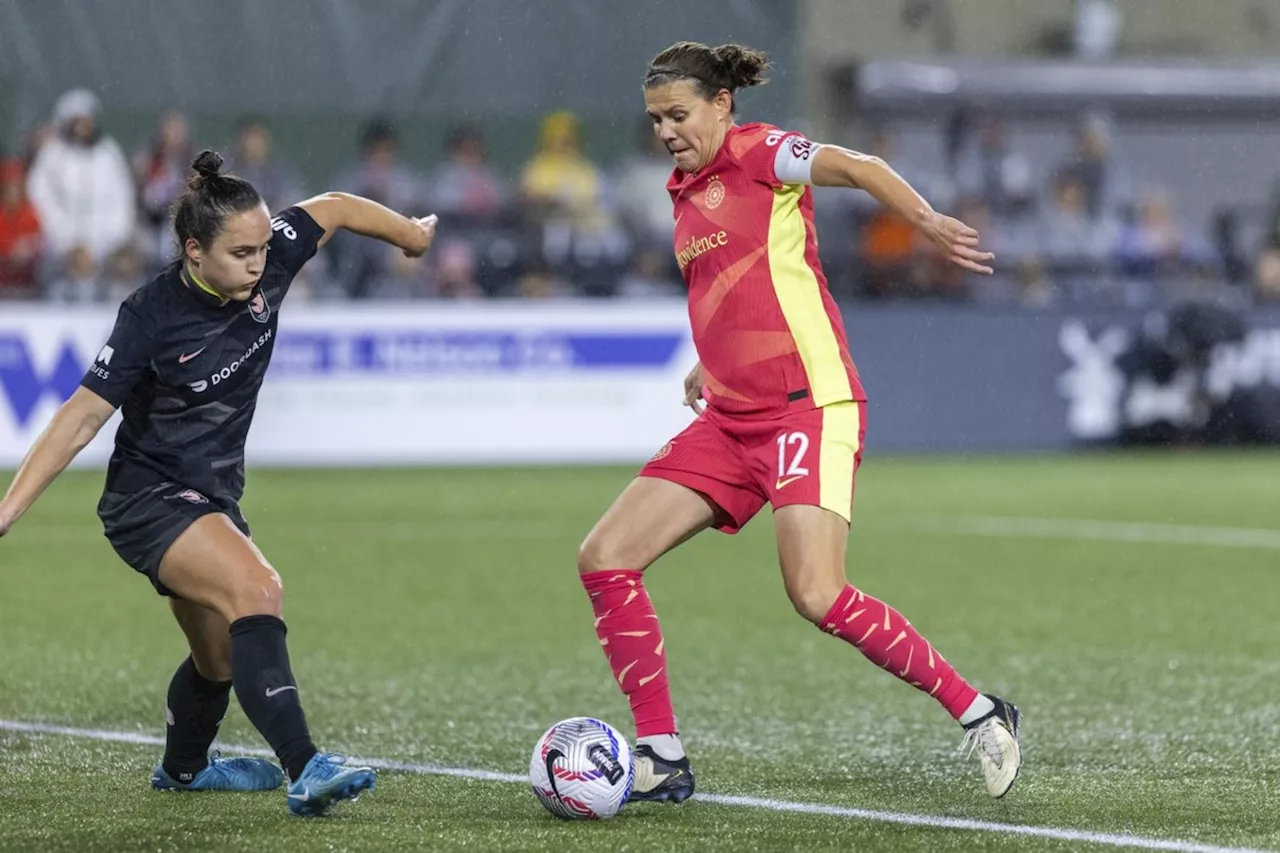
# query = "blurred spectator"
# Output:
<box><xmin>1058</xmin><ymin>111</ymin><xmax>1132</xmax><ymax>221</ymax></box>
<box><xmin>1115</xmin><ymin>187</ymin><xmax>1213</xmax><ymax>302</ymax></box>
<box><xmin>101</xmin><ymin>242</ymin><xmax>146</xmax><ymax>303</ymax></box>
<box><xmin>1038</xmin><ymin>169</ymin><xmax>1118</xmax><ymax>301</ymax></box>
<box><xmin>613</xmin><ymin>120</ymin><xmax>679</xmax><ymax>249</ymax></box>
<box><xmin>331</xmin><ymin>118</ymin><xmax>428</xmax><ymax>297</ymax></box>
<box><xmin>225</xmin><ymin>115</ymin><xmax>304</xmax><ymax>213</ymax></box>
<box><xmin>367</xmin><ymin>250</ymin><xmax>431</xmax><ymax>300</ymax></box>
<box><xmin>47</xmin><ymin>245</ymin><xmax>100</xmax><ymax>303</ymax></box>
<box><xmin>1256</xmin><ymin>250</ymin><xmax>1280</xmax><ymax>303</ymax></box>
<box><xmin>1074</xmin><ymin>0</ymin><xmax>1121</xmax><ymax>59</ymax></box>
<box><xmin>335</xmin><ymin>118</ymin><xmax>427</xmax><ymax>214</ymax></box>
<box><xmin>20</xmin><ymin>123</ymin><xmax>54</xmax><ymax>169</ymax></box>
<box><xmin>0</xmin><ymin>157</ymin><xmax>43</xmax><ymax>299</ymax></box>
<box><xmin>26</xmin><ymin>89</ymin><xmax>136</xmax><ymax>273</ymax></box>
<box><xmin>134</xmin><ymin>110</ymin><xmax>192</xmax><ymax>266</ymax></box>
<box><xmin>1012</xmin><ymin>257</ymin><xmax>1059</xmax><ymax>309</ymax></box>
<box><xmin>368</xmin><ymin>238</ymin><xmax>483</xmax><ymax>300</ymax></box>
<box><xmin>952</xmin><ymin>111</ymin><xmax>1034</xmax><ymax>220</ymax></box>
<box><xmin>426</xmin><ymin>125</ymin><xmax>506</xmax><ymax>224</ymax></box>
<box><xmin>515</xmin><ymin>255</ymin><xmax>572</xmax><ymax>299</ymax></box>
<box><xmin>616</xmin><ymin>247</ymin><xmax>682</xmax><ymax>299</ymax></box>
<box><xmin>432</xmin><ymin>238</ymin><xmax>483</xmax><ymax>300</ymax></box>
<box><xmin>851</xmin><ymin>129</ymin><xmax>930</xmax><ymax>298</ymax></box>
<box><xmin>520</xmin><ymin>111</ymin><xmax>613</xmax><ymax>233</ymax></box>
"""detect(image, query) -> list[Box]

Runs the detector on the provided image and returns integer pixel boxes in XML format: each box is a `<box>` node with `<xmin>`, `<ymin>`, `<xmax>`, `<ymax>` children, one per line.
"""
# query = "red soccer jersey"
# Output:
<box><xmin>668</xmin><ymin>123</ymin><xmax>866</xmax><ymax>419</ymax></box>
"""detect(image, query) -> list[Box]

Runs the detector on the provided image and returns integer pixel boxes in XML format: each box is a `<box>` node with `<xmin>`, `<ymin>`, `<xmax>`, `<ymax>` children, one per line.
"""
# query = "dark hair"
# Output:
<box><xmin>235</xmin><ymin>113</ymin><xmax>270</xmax><ymax>134</ymax></box>
<box><xmin>361</xmin><ymin>118</ymin><xmax>397</xmax><ymax>151</ymax></box>
<box><xmin>172</xmin><ymin>149</ymin><xmax>263</xmax><ymax>252</ymax></box>
<box><xmin>445</xmin><ymin>124</ymin><xmax>483</xmax><ymax>154</ymax></box>
<box><xmin>643</xmin><ymin>42</ymin><xmax>770</xmax><ymax>108</ymax></box>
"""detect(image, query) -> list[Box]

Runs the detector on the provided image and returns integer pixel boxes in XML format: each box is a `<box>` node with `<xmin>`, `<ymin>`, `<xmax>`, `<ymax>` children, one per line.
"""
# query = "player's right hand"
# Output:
<box><xmin>0</xmin><ymin>509</ymin><xmax>12</xmax><ymax>538</ymax></box>
<box><xmin>403</xmin><ymin>214</ymin><xmax>438</xmax><ymax>258</ymax></box>
<box><xmin>683</xmin><ymin>362</ymin><xmax>705</xmax><ymax>415</ymax></box>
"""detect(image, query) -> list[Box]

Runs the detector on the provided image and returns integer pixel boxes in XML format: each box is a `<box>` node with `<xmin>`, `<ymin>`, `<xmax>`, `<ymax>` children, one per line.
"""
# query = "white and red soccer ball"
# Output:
<box><xmin>529</xmin><ymin>717</ymin><xmax>633</xmax><ymax>820</ymax></box>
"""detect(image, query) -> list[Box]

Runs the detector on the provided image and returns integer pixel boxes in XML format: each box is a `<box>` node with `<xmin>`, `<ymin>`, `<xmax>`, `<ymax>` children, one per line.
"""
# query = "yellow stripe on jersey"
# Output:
<box><xmin>766</xmin><ymin>185</ymin><xmax>853</xmax><ymax>407</ymax></box>
<box><xmin>819</xmin><ymin>401</ymin><xmax>861</xmax><ymax>523</ymax></box>
<box><xmin>183</xmin><ymin>264</ymin><xmax>229</xmax><ymax>304</ymax></box>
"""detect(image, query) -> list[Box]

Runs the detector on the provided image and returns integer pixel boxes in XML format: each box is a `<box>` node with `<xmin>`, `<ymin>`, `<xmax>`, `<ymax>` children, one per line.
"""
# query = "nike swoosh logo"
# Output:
<box><xmin>265</xmin><ymin>685</ymin><xmax>297</xmax><ymax>697</ymax></box>
<box><xmin>178</xmin><ymin>347</ymin><xmax>207</xmax><ymax>364</ymax></box>
<box><xmin>287</xmin><ymin>787</ymin><xmax>310</xmax><ymax>801</ymax></box>
<box><xmin>544</xmin><ymin>748</ymin><xmax>565</xmax><ymax>799</ymax></box>
<box><xmin>775</xmin><ymin>475</ymin><xmax>806</xmax><ymax>490</ymax></box>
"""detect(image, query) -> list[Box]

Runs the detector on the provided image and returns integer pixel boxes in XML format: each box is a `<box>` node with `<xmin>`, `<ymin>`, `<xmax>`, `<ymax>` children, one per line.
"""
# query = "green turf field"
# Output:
<box><xmin>1</xmin><ymin>454</ymin><xmax>1278</xmax><ymax>852</ymax></box>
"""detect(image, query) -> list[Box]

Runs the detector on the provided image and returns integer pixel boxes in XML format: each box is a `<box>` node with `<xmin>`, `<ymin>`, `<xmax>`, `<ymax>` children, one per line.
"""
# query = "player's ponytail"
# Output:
<box><xmin>173</xmin><ymin>149</ymin><xmax>263</xmax><ymax>255</ymax></box>
<box><xmin>711</xmin><ymin>44</ymin><xmax>770</xmax><ymax>91</ymax></box>
<box><xmin>644</xmin><ymin>41</ymin><xmax>770</xmax><ymax>110</ymax></box>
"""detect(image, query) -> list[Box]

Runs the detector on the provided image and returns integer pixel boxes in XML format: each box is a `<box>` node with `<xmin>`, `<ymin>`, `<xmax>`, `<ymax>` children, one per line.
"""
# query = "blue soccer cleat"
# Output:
<box><xmin>151</xmin><ymin>751</ymin><xmax>285</xmax><ymax>792</ymax></box>
<box><xmin>286</xmin><ymin>752</ymin><xmax>376</xmax><ymax>817</ymax></box>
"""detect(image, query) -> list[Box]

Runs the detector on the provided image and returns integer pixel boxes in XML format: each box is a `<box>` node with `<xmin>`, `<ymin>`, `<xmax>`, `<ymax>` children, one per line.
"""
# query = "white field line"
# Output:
<box><xmin>913</xmin><ymin>516</ymin><xmax>1280</xmax><ymax>551</ymax></box>
<box><xmin>0</xmin><ymin>719</ymin><xmax>1271</xmax><ymax>853</ymax></box>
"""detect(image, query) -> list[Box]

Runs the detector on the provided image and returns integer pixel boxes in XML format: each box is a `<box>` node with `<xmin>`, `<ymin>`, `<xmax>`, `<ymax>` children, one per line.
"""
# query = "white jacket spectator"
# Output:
<box><xmin>26</xmin><ymin>89</ymin><xmax>136</xmax><ymax>266</ymax></box>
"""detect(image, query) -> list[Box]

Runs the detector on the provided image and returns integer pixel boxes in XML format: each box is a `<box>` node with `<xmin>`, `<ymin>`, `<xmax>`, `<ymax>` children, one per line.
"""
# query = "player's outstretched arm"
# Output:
<box><xmin>810</xmin><ymin>147</ymin><xmax>995</xmax><ymax>275</ymax></box>
<box><xmin>296</xmin><ymin>192</ymin><xmax>437</xmax><ymax>258</ymax></box>
<box><xmin>0</xmin><ymin>388</ymin><xmax>116</xmax><ymax>537</ymax></box>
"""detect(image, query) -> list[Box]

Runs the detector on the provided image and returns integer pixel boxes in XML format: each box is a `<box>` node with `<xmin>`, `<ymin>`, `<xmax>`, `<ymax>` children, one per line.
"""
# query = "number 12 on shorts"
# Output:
<box><xmin>776</xmin><ymin>431</ymin><xmax>810</xmax><ymax>488</ymax></box>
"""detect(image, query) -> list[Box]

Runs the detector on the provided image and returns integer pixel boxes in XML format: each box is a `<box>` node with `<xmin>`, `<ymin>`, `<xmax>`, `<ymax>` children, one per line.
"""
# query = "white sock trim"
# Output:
<box><xmin>636</xmin><ymin>733</ymin><xmax>685</xmax><ymax>761</ymax></box>
<box><xmin>958</xmin><ymin>694</ymin><xmax>996</xmax><ymax>727</ymax></box>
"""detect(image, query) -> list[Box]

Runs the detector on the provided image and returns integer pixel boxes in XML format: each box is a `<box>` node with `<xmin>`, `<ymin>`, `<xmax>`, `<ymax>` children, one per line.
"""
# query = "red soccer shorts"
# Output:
<box><xmin>639</xmin><ymin>401</ymin><xmax>867</xmax><ymax>533</ymax></box>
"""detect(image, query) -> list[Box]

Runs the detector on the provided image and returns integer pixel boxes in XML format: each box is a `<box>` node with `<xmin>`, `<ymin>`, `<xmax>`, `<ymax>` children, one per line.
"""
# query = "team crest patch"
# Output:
<box><xmin>248</xmin><ymin>292</ymin><xmax>270</xmax><ymax>323</ymax></box>
<box><xmin>169</xmin><ymin>489</ymin><xmax>209</xmax><ymax>505</ymax></box>
<box><xmin>649</xmin><ymin>441</ymin><xmax>674</xmax><ymax>462</ymax></box>
<box><xmin>705</xmin><ymin>178</ymin><xmax>725</xmax><ymax>210</ymax></box>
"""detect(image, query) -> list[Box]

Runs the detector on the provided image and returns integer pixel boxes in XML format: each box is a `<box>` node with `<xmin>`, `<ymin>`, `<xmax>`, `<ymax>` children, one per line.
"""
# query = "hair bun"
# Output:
<box><xmin>191</xmin><ymin>150</ymin><xmax>224</xmax><ymax>180</ymax></box>
<box><xmin>713</xmin><ymin>43</ymin><xmax>770</xmax><ymax>89</ymax></box>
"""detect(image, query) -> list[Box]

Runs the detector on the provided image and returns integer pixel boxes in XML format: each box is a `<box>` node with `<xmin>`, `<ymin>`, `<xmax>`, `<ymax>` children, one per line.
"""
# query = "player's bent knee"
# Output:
<box><xmin>577</xmin><ymin>530</ymin><xmax>646</xmax><ymax>576</ymax></box>
<box><xmin>788</xmin><ymin>579</ymin><xmax>844</xmax><ymax>625</ymax></box>
<box><xmin>577</xmin><ymin>533</ymin><xmax>609</xmax><ymax>576</ymax></box>
<box><xmin>224</xmin><ymin>565</ymin><xmax>285</xmax><ymax>620</ymax></box>
<box><xmin>191</xmin><ymin>648</ymin><xmax>232</xmax><ymax>683</ymax></box>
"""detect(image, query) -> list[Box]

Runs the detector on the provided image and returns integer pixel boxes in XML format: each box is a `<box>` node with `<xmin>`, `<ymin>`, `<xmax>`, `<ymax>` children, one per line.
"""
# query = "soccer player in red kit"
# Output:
<box><xmin>578</xmin><ymin>41</ymin><xmax>1021</xmax><ymax>803</ymax></box>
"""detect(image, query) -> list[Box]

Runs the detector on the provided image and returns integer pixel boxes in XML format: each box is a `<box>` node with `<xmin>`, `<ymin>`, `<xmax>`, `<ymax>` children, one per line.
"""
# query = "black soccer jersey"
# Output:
<box><xmin>80</xmin><ymin>206</ymin><xmax>324</xmax><ymax>505</ymax></box>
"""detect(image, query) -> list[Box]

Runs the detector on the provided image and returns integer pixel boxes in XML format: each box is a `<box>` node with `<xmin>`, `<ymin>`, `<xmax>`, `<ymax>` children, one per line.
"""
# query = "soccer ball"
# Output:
<box><xmin>529</xmin><ymin>717</ymin><xmax>633</xmax><ymax>820</ymax></box>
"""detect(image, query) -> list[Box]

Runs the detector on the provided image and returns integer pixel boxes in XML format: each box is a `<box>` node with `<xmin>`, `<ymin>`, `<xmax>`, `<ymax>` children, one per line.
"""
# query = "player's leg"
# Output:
<box><xmin>770</xmin><ymin>402</ymin><xmax>1021</xmax><ymax>797</ymax></box>
<box><xmin>151</xmin><ymin>599</ymin><xmax>284</xmax><ymax>792</ymax></box>
<box><xmin>158</xmin><ymin>514</ymin><xmax>374</xmax><ymax>815</ymax></box>
<box><xmin>578</xmin><ymin>418</ymin><xmax>764</xmax><ymax>803</ymax></box>
<box><xmin>578</xmin><ymin>477</ymin><xmax>714</xmax><ymax>804</ymax></box>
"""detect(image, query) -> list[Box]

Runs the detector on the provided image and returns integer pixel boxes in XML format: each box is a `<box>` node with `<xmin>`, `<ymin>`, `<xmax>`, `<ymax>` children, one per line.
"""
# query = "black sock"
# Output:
<box><xmin>229</xmin><ymin>614</ymin><xmax>318</xmax><ymax>782</ymax></box>
<box><xmin>162</xmin><ymin>656</ymin><xmax>232</xmax><ymax>782</ymax></box>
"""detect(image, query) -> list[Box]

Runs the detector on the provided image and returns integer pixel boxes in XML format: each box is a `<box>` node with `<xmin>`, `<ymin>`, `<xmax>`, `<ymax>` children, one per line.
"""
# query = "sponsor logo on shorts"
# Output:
<box><xmin>168</xmin><ymin>489</ymin><xmax>209</xmax><ymax>505</ymax></box>
<box><xmin>775</xmin><ymin>474</ymin><xmax>807</xmax><ymax>490</ymax></box>
<box><xmin>649</xmin><ymin>441</ymin><xmax>674</xmax><ymax>462</ymax></box>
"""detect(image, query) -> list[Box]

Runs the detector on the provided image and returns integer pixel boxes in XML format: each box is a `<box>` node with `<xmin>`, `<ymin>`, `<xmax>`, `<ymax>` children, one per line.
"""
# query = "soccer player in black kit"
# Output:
<box><xmin>0</xmin><ymin>150</ymin><xmax>437</xmax><ymax>817</ymax></box>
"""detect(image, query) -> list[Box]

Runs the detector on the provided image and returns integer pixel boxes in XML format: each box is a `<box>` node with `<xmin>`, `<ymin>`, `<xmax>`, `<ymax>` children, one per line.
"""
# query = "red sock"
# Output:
<box><xmin>819</xmin><ymin>584</ymin><xmax>978</xmax><ymax>720</ymax></box>
<box><xmin>581</xmin><ymin>569</ymin><xmax>676</xmax><ymax>738</ymax></box>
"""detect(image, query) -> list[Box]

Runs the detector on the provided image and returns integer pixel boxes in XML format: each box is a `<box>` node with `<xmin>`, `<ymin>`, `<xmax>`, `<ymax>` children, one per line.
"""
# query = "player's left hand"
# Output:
<box><xmin>683</xmin><ymin>362</ymin><xmax>705</xmax><ymax>415</ymax></box>
<box><xmin>403</xmin><ymin>214</ymin><xmax>438</xmax><ymax>258</ymax></box>
<box><xmin>919</xmin><ymin>210</ymin><xmax>995</xmax><ymax>275</ymax></box>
